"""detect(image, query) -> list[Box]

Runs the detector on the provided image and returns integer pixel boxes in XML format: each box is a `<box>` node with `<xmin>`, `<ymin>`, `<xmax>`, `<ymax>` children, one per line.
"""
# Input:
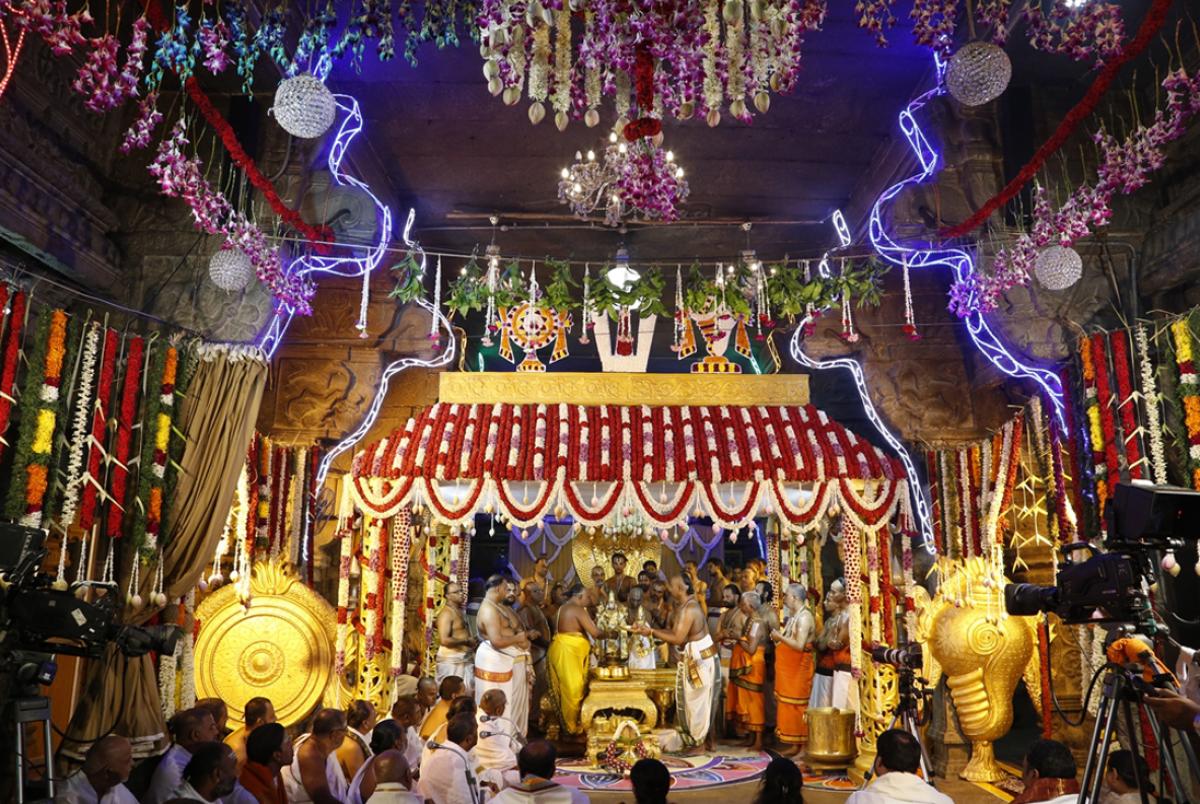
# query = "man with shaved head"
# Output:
<box><xmin>436</xmin><ymin>581</ymin><xmax>476</xmax><ymax>694</ymax></box>
<box><xmin>144</xmin><ymin>707</ymin><xmax>220</xmax><ymax>804</ymax></box>
<box><xmin>489</xmin><ymin>741</ymin><xmax>587</xmax><ymax>804</ymax></box>
<box><xmin>58</xmin><ymin>735</ymin><xmax>137</xmax><ymax>803</ymax></box>
<box><xmin>366</xmin><ymin>750</ymin><xmax>420</xmax><ymax>803</ymax></box>
<box><xmin>281</xmin><ymin>707</ymin><xmax>350</xmax><ymax>804</ymax></box>
<box><xmin>474</xmin><ymin>689</ymin><xmax>521</xmax><ymax>788</ymax></box>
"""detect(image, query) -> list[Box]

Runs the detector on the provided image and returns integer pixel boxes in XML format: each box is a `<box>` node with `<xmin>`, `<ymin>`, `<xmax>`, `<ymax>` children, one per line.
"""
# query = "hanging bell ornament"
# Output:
<box><xmin>483</xmin><ymin>60</ymin><xmax>500</xmax><ymax>80</ymax></box>
<box><xmin>730</xmin><ymin>98</ymin><xmax>747</xmax><ymax>119</ymax></box>
<box><xmin>555</xmin><ymin>111</ymin><xmax>569</xmax><ymax>131</ymax></box>
<box><xmin>52</xmin><ymin>578</ymin><xmax>69</xmax><ymax>591</ymax></box>
<box><xmin>706</xmin><ymin>109</ymin><xmax>721</xmax><ymax>128</ymax></box>
<box><xmin>754</xmin><ymin>91</ymin><xmax>770</xmax><ymax>114</ymax></box>
<box><xmin>503</xmin><ymin>87</ymin><xmax>521</xmax><ymax>106</ymax></box>
<box><xmin>585</xmin><ymin>108</ymin><xmax>600</xmax><ymax>127</ymax></box>
<box><xmin>154</xmin><ymin>592</ymin><xmax>168</xmax><ymax>607</ymax></box>
<box><xmin>230</xmin><ymin>569</ymin><xmax>240</xmax><ymax>582</ymax></box>
<box><xmin>129</xmin><ymin>594</ymin><xmax>144</xmax><ymax>610</ymax></box>
<box><xmin>1162</xmin><ymin>551</ymin><xmax>1181</xmax><ymax>577</ymax></box>
<box><xmin>678</xmin><ymin>101</ymin><xmax>695</xmax><ymax>120</ymax></box>
<box><xmin>529</xmin><ymin>101</ymin><xmax>546</xmax><ymax>125</ymax></box>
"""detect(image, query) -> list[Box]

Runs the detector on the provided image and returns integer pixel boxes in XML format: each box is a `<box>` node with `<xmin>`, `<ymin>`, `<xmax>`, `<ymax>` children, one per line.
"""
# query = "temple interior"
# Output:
<box><xmin>1</xmin><ymin>1</ymin><xmax>1200</xmax><ymax>803</ymax></box>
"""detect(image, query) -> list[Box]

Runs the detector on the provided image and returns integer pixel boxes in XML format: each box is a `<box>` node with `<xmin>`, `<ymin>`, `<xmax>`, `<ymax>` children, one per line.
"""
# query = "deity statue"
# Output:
<box><xmin>593</xmin><ymin>588</ymin><xmax>630</xmax><ymax>669</ymax></box>
<box><xmin>912</xmin><ymin>558</ymin><xmax>1043</xmax><ymax>782</ymax></box>
<box><xmin>626</xmin><ymin>587</ymin><xmax>656</xmax><ymax>670</ymax></box>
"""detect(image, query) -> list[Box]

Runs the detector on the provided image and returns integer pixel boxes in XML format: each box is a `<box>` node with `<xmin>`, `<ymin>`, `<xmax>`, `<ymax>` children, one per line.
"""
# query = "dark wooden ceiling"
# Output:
<box><xmin>326</xmin><ymin>4</ymin><xmax>934</xmax><ymax>263</ymax></box>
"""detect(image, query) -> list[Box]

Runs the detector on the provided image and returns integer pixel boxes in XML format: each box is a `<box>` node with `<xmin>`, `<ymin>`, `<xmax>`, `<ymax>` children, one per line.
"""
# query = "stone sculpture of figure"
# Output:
<box><xmin>811</xmin><ymin>579</ymin><xmax>854</xmax><ymax>712</ymax></box>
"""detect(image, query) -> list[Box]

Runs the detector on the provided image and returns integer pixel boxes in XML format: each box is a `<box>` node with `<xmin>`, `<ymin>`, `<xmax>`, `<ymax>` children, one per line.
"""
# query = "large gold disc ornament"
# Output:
<box><xmin>196</xmin><ymin>562</ymin><xmax>344</xmax><ymax>728</ymax></box>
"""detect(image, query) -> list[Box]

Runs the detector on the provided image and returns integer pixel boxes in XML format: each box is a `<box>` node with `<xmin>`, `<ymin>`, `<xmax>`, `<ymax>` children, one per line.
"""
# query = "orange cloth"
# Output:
<box><xmin>239</xmin><ymin>761</ymin><xmax>287</xmax><ymax>804</ymax></box>
<box><xmin>420</xmin><ymin>698</ymin><xmax>451</xmax><ymax>739</ymax></box>
<box><xmin>774</xmin><ymin>641</ymin><xmax>814</xmax><ymax>744</ymax></box>
<box><xmin>726</xmin><ymin>643</ymin><xmax>766</xmax><ymax>732</ymax></box>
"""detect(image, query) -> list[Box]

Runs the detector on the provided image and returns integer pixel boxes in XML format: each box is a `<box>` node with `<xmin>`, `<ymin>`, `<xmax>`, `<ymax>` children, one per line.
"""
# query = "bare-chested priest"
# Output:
<box><xmin>546</xmin><ymin>584</ymin><xmax>602</xmax><ymax>735</ymax></box>
<box><xmin>436</xmin><ymin>582</ymin><xmax>477</xmax><ymax>692</ymax></box>
<box><xmin>603</xmin><ymin>552</ymin><xmax>636</xmax><ymax>603</ymax></box>
<box><xmin>476</xmin><ymin>575</ymin><xmax>536</xmax><ymax>738</ymax></box>
<box><xmin>632</xmin><ymin>576</ymin><xmax>721</xmax><ymax>753</ymax></box>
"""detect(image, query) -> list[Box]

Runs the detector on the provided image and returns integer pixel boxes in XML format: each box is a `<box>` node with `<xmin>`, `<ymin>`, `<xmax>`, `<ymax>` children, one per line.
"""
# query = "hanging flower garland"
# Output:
<box><xmin>77</xmin><ymin>328</ymin><xmax>118</xmax><ymax>533</ymax></box>
<box><xmin>950</xmin><ymin>65</ymin><xmax>1200</xmax><ymax>314</ymax></box>
<box><xmin>865</xmin><ymin>525</ymin><xmax>881</xmax><ymax>646</ymax></box>
<box><xmin>362</xmin><ymin>517</ymin><xmax>387</xmax><ymax>661</ymax></box>
<box><xmin>334</xmin><ymin>520</ymin><xmax>356</xmax><ymax>677</ymax></box>
<box><xmin>0</xmin><ymin>287</ymin><xmax>27</xmax><ymax>463</ymax></box>
<box><xmin>1078</xmin><ymin>335</ymin><xmax>1108</xmax><ymax>523</ymax></box>
<box><xmin>1091</xmin><ymin>333</ymin><xmax>1122</xmax><ymax>503</ymax></box>
<box><xmin>105</xmin><ymin>336</ymin><xmax>144</xmax><ymax>539</ymax></box>
<box><xmin>1170</xmin><ymin>316</ymin><xmax>1200</xmax><ymax>490</ymax></box>
<box><xmin>1134</xmin><ymin>323</ymin><xmax>1168</xmax><ymax>484</ymax></box>
<box><xmin>1109</xmin><ymin>330</ymin><xmax>1145</xmax><ymax>481</ymax></box>
<box><xmin>390</xmin><ymin>511</ymin><xmax>413</xmax><ymax>677</ymax></box>
<box><xmin>5</xmin><ymin>309</ymin><xmax>68</xmax><ymax>526</ymax></box>
<box><xmin>55</xmin><ymin>322</ymin><xmax>102</xmax><ymax>583</ymax></box>
<box><xmin>131</xmin><ymin>345</ymin><xmax>177</xmax><ymax>558</ymax></box>
<box><xmin>925</xmin><ymin>451</ymin><xmax>943</xmax><ymax>554</ymax></box>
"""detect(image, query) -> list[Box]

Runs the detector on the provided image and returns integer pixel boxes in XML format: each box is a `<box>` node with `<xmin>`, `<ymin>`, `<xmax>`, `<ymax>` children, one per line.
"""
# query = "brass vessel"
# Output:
<box><xmin>805</xmin><ymin>707</ymin><xmax>858</xmax><ymax>767</ymax></box>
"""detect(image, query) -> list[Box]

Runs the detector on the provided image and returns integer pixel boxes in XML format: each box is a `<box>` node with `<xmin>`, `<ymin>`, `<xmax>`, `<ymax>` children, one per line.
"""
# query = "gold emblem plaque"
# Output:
<box><xmin>195</xmin><ymin>562</ymin><xmax>341</xmax><ymax>729</ymax></box>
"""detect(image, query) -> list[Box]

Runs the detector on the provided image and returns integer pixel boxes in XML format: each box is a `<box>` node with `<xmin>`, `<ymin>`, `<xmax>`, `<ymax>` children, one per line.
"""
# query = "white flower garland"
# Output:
<box><xmin>982</xmin><ymin>421</ymin><xmax>1013</xmax><ymax>553</ymax></box>
<box><xmin>958</xmin><ymin>448</ymin><xmax>972</xmax><ymax>558</ymax></box>
<box><xmin>552</xmin><ymin>8</ymin><xmax>571</xmax><ymax>118</ymax></box>
<box><xmin>390</xmin><ymin>511</ymin><xmax>413</xmax><ymax>678</ymax></box>
<box><xmin>528</xmin><ymin>24</ymin><xmax>550</xmax><ymax>103</ymax></box>
<box><xmin>1135</xmin><ymin>323</ymin><xmax>1168</xmax><ymax>484</ymax></box>
<box><xmin>702</xmin><ymin>0</ymin><xmax>723</xmax><ymax>115</ymax></box>
<box><xmin>56</xmin><ymin>323</ymin><xmax>101</xmax><ymax>584</ymax></box>
<box><xmin>180</xmin><ymin>589</ymin><xmax>196</xmax><ymax>709</ymax></box>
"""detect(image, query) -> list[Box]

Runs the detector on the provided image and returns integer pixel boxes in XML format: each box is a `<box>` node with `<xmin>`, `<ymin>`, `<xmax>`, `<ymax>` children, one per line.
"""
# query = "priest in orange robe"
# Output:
<box><xmin>724</xmin><ymin>590</ymin><xmax>767</xmax><ymax>751</ymax></box>
<box><xmin>771</xmin><ymin>582</ymin><xmax>816</xmax><ymax>756</ymax></box>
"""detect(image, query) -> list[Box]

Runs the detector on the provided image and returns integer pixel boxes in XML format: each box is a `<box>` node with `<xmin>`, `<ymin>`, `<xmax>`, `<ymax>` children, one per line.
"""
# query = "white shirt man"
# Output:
<box><xmin>846</xmin><ymin>729</ymin><xmax>951</xmax><ymax>804</ymax></box>
<box><xmin>489</xmin><ymin>740</ymin><xmax>585</xmax><ymax>804</ymax></box>
<box><xmin>55</xmin><ymin>736</ymin><xmax>138</xmax><ymax>804</ymax></box>
<box><xmin>368</xmin><ymin>781</ymin><xmax>425</xmax><ymax>804</ymax></box>
<box><xmin>420</xmin><ymin>742</ymin><xmax>481</xmax><ymax>804</ymax></box>
<box><xmin>143</xmin><ymin>708</ymin><xmax>220</xmax><ymax>804</ymax></box>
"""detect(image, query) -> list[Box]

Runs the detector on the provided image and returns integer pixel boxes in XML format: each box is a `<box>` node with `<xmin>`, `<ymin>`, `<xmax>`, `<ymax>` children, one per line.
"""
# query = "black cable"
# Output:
<box><xmin>1051</xmin><ymin>656</ymin><xmax>1110</xmax><ymax>728</ymax></box>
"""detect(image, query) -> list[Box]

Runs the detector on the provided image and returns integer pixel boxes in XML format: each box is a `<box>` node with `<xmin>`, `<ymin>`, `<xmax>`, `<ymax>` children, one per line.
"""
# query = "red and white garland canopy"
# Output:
<box><xmin>351</xmin><ymin>402</ymin><xmax>908</xmax><ymax>533</ymax></box>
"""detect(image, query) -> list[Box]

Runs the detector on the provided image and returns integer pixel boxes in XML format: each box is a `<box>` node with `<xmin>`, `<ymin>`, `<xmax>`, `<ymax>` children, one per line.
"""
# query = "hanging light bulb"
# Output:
<box><xmin>946</xmin><ymin>41</ymin><xmax>1012</xmax><ymax>107</ymax></box>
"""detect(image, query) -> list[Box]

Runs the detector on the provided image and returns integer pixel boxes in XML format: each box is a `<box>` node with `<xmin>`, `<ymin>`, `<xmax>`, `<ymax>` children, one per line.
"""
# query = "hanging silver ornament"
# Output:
<box><xmin>208</xmin><ymin>246</ymin><xmax>255</xmax><ymax>292</ymax></box>
<box><xmin>946</xmin><ymin>42</ymin><xmax>1012</xmax><ymax>107</ymax></box>
<box><xmin>1034</xmin><ymin>245</ymin><xmax>1083</xmax><ymax>291</ymax></box>
<box><xmin>270</xmin><ymin>73</ymin><xmax>337</xmax><ymax>139</ymax></box>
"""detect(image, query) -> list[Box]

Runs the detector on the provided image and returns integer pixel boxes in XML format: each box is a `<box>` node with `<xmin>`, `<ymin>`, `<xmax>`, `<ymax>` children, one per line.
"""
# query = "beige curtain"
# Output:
<box><xmin>60</xmin><ymin>345</ymin><xmax>267</xmax><ymax>762</ymax></box>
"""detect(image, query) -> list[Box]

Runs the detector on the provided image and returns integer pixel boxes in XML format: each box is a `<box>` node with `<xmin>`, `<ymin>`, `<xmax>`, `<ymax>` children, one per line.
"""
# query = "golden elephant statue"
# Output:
<box><xmin>912</xmin><ymin>557</ymin><xmax>1044</xmax><ymax>782</ymax></box>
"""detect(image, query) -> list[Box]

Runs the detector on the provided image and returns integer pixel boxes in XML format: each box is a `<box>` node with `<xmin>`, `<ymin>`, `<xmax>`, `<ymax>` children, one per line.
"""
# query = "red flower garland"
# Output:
<box><xmin>244</xmin><ymin>439</ymin><xmax>260</xmax><ymax>564</ymax></box>
<box><xmin>0</xmin><ymin>288</ymin><xmax>26</xmax><ymax>462</ymax></box>
<box><xmin>107</xmin><ymin>335</ymin><xmax>144</xmax><ymax>538</ymax></box>
<box><xmin>925</xmin><ymin>451</ymin><xmax>943</xmax><ymax>554</ymax></box>
<box><xmin>138</xmin><ymin>0</ymin><xmax>333</xmax><ymax>252</ymax></box>
<box><xmin>939</xmin><ymin>0</ymin><xmax>1173</xmax><ymax>239</ymax></box>
<box><xmin>623</xmin><ymin>46</ymin><xmax>662</xmax><ymax>142</ymax></box>
<box><xmin>1090</xmin><ymin>333</ymin><xmax>1122</xmax><ymax>501</ymax></box>
<box><xmin>1109</xmin><ymin>330</ymin><xmax>1144</xmax><ymax>480</ymax></box>
<box><xmin>78</xmin><ymin>327</ymin><xmax>118</xmax><ymax>531</ymax></box>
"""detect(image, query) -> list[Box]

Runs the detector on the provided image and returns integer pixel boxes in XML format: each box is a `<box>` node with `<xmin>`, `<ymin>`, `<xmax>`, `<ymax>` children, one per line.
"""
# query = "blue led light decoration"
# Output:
<box><xmin>865</xmin><ymin>56</ymin><xmax>1066</xmax><ymax>428</ymax></box>
<box><xmin>256</xmin><ymin>90</ymin><xmax>394</xmax><ymax>358</ymax></box>
<box><xmin>788</xmin><ymin>212</ymin><xmax>936</xmax><ymax>551</ymax></box>
<box><xmin>316</xmin><ymin>213</ymin><xmax>456</xmax><ymax>486</ymax></box>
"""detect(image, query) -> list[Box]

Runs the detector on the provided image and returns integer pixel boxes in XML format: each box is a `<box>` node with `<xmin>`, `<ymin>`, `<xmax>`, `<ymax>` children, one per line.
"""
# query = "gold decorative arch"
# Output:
<box><xmin>195</xmin><ymin>562</ymin><xmax>348</xmax><ymax>728</ymax></box>
<box><xmin>571</xmin><ymin>529</ymin><xmax>662</xmax><ymax>588</ymax></box>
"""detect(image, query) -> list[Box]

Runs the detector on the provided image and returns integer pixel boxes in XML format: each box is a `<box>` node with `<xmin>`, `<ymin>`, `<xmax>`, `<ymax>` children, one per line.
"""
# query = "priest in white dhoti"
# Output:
<box><xmin>437</xmin><ymin>582</ymin><xmax>477</xmax><ymax>692</ymax></box>
<box><xmin>633</xmin><ymin>576</ymin><xmax>721</xmax><ymax>752</ymax></box>
<box><xmin>812</xmin><ymin>579</ymin><xmax>857</xmax><ymax>711</ymax></box>
<box><xmin>475</xmin><ymin>575</ymin><xmax>535</xmax><ymax>738</ymax></box>
<box><xmin>282</xmin><ymin>708</ymin><xmax>350</xmax><ymax>804</ymax></box>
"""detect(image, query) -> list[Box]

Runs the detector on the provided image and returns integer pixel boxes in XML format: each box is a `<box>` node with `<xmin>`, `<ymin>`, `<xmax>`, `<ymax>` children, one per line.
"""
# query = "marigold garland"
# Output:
<box><xmin>6</xmin><ymin>309</ymin><xmax>68</xmax><ymax>526</ymax></box>
<box><xmin>1078</xmin><ymin>335</ymin><xmax>1108</xmax><ymax>525</ymax></box>
<box><xmin>132</xmin><ymin>344</ymin><xmax>176</xmax><ymax>557</ymax></box>
<box><xmin>1170</xmin><ymin>317</ymin><xmax>1200</xmax><ymax>490</ymax></box>
<box><xmin>0</xmin><ymin>288</ymin><xmax>26</xmax><ymax>463</ymax></box>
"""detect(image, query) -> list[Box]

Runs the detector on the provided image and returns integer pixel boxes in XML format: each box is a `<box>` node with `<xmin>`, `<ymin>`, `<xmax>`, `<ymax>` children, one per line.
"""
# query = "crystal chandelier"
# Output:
<box><xmin>557</xmin><ymin>131</ymin><xmax>688</xmax><ymax>226</ymax></box>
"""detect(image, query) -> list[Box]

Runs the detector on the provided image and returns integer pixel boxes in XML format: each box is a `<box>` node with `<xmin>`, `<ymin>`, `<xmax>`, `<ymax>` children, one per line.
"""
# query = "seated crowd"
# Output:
<box><xmin>57</xmin><ymin>673</ymin><xmax>1198</xmax><ymax>804</ymax></box>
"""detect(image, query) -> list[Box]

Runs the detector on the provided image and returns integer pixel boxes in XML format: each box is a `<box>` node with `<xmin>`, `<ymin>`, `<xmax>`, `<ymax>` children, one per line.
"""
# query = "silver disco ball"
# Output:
<box><xmin>209</xmin><ymin>246</ymin><xmax>255</xmax><ymax>292</ymax></box>
<box><xmin>271</xmin><ymin>73</ymin><xmax>337</xmax><ymax>139</ymax></box>
<box><xmin>946</xmin><ymin>42</ymin><xmax>1012</xmax><ymax>107</ymax></box>
<box><xmin>1034</xmin><ymin>245</ymin><xmax>1083</xmax><ymax>291</ymax></box>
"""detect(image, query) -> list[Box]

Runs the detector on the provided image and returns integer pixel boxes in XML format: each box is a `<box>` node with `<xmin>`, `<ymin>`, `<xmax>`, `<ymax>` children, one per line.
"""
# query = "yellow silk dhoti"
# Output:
<box><xmin>774</xmin><ymin>641</ymin><xmax>814</xmax><ymax>744</ymax></box>
<box><xmin>547</xmin><ymin>632</ymin><xmax>591</xmax><ymax>735</ymax></box>
<box><xmin>727</xmin><ymin>644</ymin><xmax>766</xmax><ymax>733</ymax></box>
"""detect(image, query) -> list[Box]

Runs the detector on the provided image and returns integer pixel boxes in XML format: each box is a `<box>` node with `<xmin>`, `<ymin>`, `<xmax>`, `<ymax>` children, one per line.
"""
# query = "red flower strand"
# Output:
<box><xmin>107</xmin><ymin>335</ymin><xmax>144</xmax><ymax>538</ymax></box>
<box><xmin>1109</xmin><ymin>330</ymin><xmax>1144</xmax><ymax>480</ymax></box>
<box><xmin>0</xmin><ymin>288</ymin><xmax>26</xmax><ymax>463</ymax></box>
<box><xmin>940</xmin><ymin>0</ymin><xmax>1173</xmax><ymax>239</ymax></box>
<box><xmin>1090</xmin><ymin>333</ymin><xmax>1122</xmax><ymax>501</ymax></box>
<box><xmin>78</xmin><ymin>327</ymin><xmax>118</xmax><ymax>531</ymax></box>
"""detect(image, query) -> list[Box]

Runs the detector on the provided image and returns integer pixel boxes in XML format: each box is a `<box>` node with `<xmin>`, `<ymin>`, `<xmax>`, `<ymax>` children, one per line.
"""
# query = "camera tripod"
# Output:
<box><xmin>862</xmin><ymin>666</ymin><xmax>933</xmax><ymax>783</ymax></box>
<box><xmin>1077</xmin><ymin>667</ymin><xmax>1200</xmax><ymax>804</ymax></box>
